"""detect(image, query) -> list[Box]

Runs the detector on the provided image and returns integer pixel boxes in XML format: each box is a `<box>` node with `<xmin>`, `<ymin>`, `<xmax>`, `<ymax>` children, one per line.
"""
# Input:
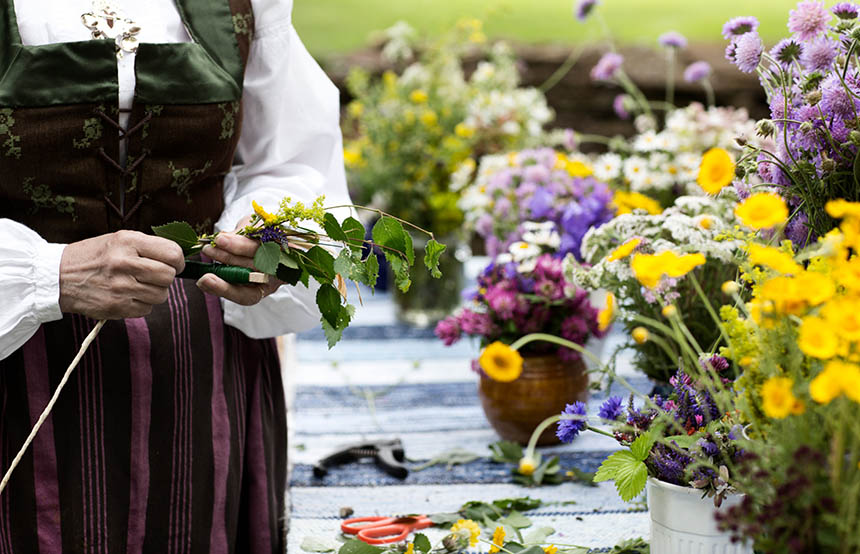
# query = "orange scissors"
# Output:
<box><xmin>341</xmin><ymin>515</ymin><xmax>434</xmax><ymax>544</ymax></box>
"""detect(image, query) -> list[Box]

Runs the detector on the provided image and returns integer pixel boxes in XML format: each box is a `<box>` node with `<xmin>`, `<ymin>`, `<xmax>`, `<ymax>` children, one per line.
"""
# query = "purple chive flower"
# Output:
<box><xmin>590</xmin><ymin>52</ymin><xmax>624</xmax><ymax>81</ymax></box>
<box><xmin>833</xmin><ymin>2</ymin><xmax>860</xmax><ymax>19</ymax></box>
<box><xmin>788</xmin><ymin>1</ymin><xmax>831</xmax><ymax>41</ymax></box>
<box><xmin>721</xmin><ymin>16</ymin><xmax>760</xmax><ymax>40</ymax></box>
<box><xmin>658</xmin><ymin>31</ymin><xmax>687</xmax><ymax>49</ymax></box>
<box><xmin>683</xmin><ymin>61</ymin><xmax>712</xmax><ymax>83</ymax></box>
<box><xmin>800</xmin><ymin>35</ymin><xmax>837</xmax><ymax>71</ymax></box>
<box><xmin>770</xmin><ymin>38</ymin><xmax>803</xmax><ymax>69</ymax></box>
<box><xmin>598</xmin><ymin>396</ymin><xmax>624</xmax><ymax>421</ymax></box>
<box><xmin>729</xmin><ymin>33</ymin><xmax>764</xmax><ymax>73</ymax></box>
<box><xmin>556</xmin><ymin>401</ymin><xmax>588</xmax><ymax>443</ymax></box>
<box><xmin>613</xmin><ymin>94</ymin><xmax>632</xmax><ymax>119</ymax></box>
<box><xmin>434</xmin><ymin>317</ymin><xmax>461</xmax><ymax>346</ymax></box>
<box><xmin>575</xmin><ymin>0</ymin><xmax>599</xmax><ymax>21</ymax></box>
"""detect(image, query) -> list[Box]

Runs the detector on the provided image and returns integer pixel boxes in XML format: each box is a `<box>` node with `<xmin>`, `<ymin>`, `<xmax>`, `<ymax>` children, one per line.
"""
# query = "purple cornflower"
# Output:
<box><xmin>833</xmin><ymin>2</ymin><xmax>860</xmax><ymax>19</ymax></box>
<box><xmin>598</xmin><ymin>396</ymin><xmax>624</xmax><ymax>421</ymax></box>
<box><xmin>683</xmin><ymin>61</ymin><xmax>712</xmax><ymax>83</ymax></box>
<box><xmin>590</xmin><ymin>52</ymin><xmax>623</xmax><ymax>81</ymax></box>
<box><xmin>800</xmin><ymin>35</ymin><xmax>837</xmax><ymax>71</ymax></box>
<box><xmin>728</xmin><ymin>33</ymin><xmax>763</xmax><ymax>73</ymax></box>
<box><xmin>821</xmin><ymin>73</ymin><xmax>860</xmax><ymax>118</ymax></box>
<box><xmin>658</xmin><ymin>31</ymin><xmax>687</xmax><ymax>49</ymax></box>
<box><xmin>770</xmin><ymin>38</ymin><xmax>803</xmax><ymax>69</ymax></box>
<box><xmin>613</xmin><ymin>94</ymin><xmax>632</xmax><ymax>119</ymax></box>
<box><xmin>788</xmin><ymin>1</ymin><xmax>831</xmax><ymax>41</ymax></box>
<box><xmin>434</xmin><ymin>317</ymin><xmax>461</xmax><ymax>346</ymax></box>
<box><xmin>574</xmin><ymin>0</ymin><xmax>599</xmax><ymax>21</ymax></box>
<box><xmin>721</xmin><ymin>16</ymin><xmax>759</xmax><ymax>40</ymax></box>
<box><xmin>556</xmin><ymin>402</ymin><xmax>588</xmax><ymax>443</ymax></box>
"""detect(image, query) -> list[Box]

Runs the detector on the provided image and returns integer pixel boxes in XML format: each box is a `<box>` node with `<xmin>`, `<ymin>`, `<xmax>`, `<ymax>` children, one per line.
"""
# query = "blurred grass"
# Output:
<box><xmin>294</xmin><ymin>0</ymin><xmax>800</xmax><ymax>57</ymax></box>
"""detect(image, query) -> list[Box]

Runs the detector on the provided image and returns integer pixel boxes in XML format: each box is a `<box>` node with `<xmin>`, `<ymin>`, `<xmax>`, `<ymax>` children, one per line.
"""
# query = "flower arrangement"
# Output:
<box><xmin>456</xmin><ymin>148</ymin><xmax>615</xmax><ymax>259</ymax></box>
<box><xmin>435</xmin><ymin>252</ymin><xmax>605</xmax><ymax>372</ymax></box>
<box><xmin>724</xmin><ymin>2</ymin><xmax>860</xmax><ymax>242</ymax></box>
<box><xmin>343</xmin><ymin>20</ymin><xmax>553</xmax><ymax>237</ymax></box>
<box><xmin>566</xmin><ymin>189</ymin><xmax>744</xmax><ymax>382</ymax></box>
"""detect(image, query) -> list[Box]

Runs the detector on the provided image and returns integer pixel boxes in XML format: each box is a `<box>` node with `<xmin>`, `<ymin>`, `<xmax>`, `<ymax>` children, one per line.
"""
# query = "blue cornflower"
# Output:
<box><xmin>556</xmin><ymin>401</ymin><xmax>588</xmax><ymax>443</ymax></box>
<box><xmin>598</xmin><ymin>396</ymin><xmax>624</xmax><ymax>421</ymax></box>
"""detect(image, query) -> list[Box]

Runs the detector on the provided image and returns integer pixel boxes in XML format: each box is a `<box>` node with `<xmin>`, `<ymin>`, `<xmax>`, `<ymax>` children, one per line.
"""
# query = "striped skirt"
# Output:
<box><xmin>0</xmin><ymin>279</ymin><xmax>286</xmax><ymax>554</ymax></box>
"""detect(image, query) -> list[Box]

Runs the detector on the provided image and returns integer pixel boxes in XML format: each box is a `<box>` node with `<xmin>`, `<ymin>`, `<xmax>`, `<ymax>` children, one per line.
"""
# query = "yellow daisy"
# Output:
<box><xmin>697</xmin><ymin>148</ymin><xmax>735</xmax><ymax>194</ymax></box>
<box><xmin>479</xmin><ymin>342</ymin><xmax>524</xmax><ymax>382</ymax></box>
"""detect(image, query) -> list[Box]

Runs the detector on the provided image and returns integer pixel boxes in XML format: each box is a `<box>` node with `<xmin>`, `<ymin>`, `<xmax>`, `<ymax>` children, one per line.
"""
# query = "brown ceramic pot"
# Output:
<box><xmin>478</xmin><ymin>354</ymin><xmax>589</xmax><ymax>446</ymax></box>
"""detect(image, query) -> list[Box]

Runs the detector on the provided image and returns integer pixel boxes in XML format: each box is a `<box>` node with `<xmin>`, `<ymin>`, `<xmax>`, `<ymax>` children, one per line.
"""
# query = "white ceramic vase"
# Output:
<box><xmin>647</xmin><ymin>478</ymin><xmax>753</xmax><ymax>554</ymax></box>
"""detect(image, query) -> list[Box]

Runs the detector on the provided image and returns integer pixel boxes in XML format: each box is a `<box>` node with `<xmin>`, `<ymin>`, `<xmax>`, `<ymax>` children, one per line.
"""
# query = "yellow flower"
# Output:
<box><xmin>662</xmin><ymin>305</ymin><xmax>677</xmax><ymax>318</ymax></box>
<box><xmin>699</xmin><ymin>216</ymin><xmax>713</xmax><ymax>230</ymax></box>
<box><xmin>598</xmin><ymin>292</ymin><xmax>615</xmax><ymax>332</ymax></box>
<box><xmin>565</xmin><ymin>160</ymin><xmax>593</xmax><ymax>178</ymax></box>
<box><xmin>607</xmin><ymin>238</ymin><xmax>642</xmax><ymax>262</ymax></box>
<box><xmin>758</xmin><ymin>277</ymin><xmax>807</xmax><ymax>315</ymax></box>
<box><xmin>544</xmin><ymin>546</ymin><xmax>558</xmax><ymax>554</ymax></box>
<box><xmin>735</xmin><ymin>193</ymin><xmax>789</xmax><ymax>229</ymax></box>
<box><xmin>825</xmin><ymin>199</ymin><xmax>860</xmax><ymax>220</ymax></box>
<box><xmin>668</xmin><ymin>253</ymin><xmax>707</xmax><ymax>277</ymax></box>
<box><xmin>479</xmin><ymin>342</ymin><xmax>524</xmax><ymax>382</ymax></box>
<box><xmin>405</xmin><ymin>544</ymin><xmax>414</xmax><ymax>554</ymax></box>
<box><xmin>409</xmin><ymin>89</ymin><xmax>429</xmax><ymax>104</ymax></box>
<box><xmin>612</xmin><ymin>190</ymin><xmax>662</xmax><ymax>215</ymax></box>
<box><xmin>489</xmin><ymin>527</ymin><xmax>506</xmax><ymax>554</ymax></box>
<box><xmin>631</xmin><ymin>251</ymin><xmax>705</xmax><ymax>289</ymax></box>
<box><xmin>747</xmin><ymin>244</ymin><xmax>802</xmax><ymax>275</ymax></box>
<box><xmin>455</xmin><ymin>123</ymin><xmax>475</xmax><ymax>138</ymax></box>
<box><xmin>451</xmin><ymin>520</ymin><xmax>481</xmax><ymax>547</ymax></box>
<box><xmin>761</xmin><ymin>376</ymin><xmax>799</xmax><ymax>419</ymax></box>
<box><xmin>794</xmin><ymin>271</ymin><xmax>835</xmax><ymax>306</ymax></box>
<box><xmin>518</xmin><ymin>456</ymin><xmax>537</xmax><ymax>476</ymax></box>
<box><xmin>343</xmin><ymin>146</ymin><xmax>365</xmax><ymax>169</ymax></box>
<box><xmin>507</xmin><ymin>152</ymin><xmax>519</xmax><ymax>166</ymax></box>
<box><xmin>798</xmin><ymin>317</ymin><xmax>839</xmax><ymax>359</ymax></box>
<box><xmin>697</xmin><ymin>148</ymin><xmax>735</xmax><ymax>194</ymax></box>
<box><xmin>722</xmin><ymin>281</ymin><xmax>740</xmax><ymax>295</ymax></box>
<box><xmin>420</xmin><ymin>110</ymin><xmax>438</xmax><ymax>127</ymax></box>
<box><xmin>252</xmin><ymin>200</ymin><xmax>279</xmax><ymax>226</ymax></box>
<box><xmin>822</xmin><ymin>300</ymin><xmax>860</xmax><ymax>342</ymax></box>
<box><xmin>811</xmin><ymin>361</ymin><xmax>860</xmax><ymax>403</ymax></box>
<box><xmin>632</xmin><ymin>327</ymin><xmax>649</xmax><ymax>344</ymax></box>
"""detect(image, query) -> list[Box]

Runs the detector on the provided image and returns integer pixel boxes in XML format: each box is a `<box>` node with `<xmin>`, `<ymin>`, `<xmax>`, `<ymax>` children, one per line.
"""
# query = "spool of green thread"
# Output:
<box><xmin>178</xmin><ymin>261</ymin><xmax>269</xmax><ymax>284</ymax></box>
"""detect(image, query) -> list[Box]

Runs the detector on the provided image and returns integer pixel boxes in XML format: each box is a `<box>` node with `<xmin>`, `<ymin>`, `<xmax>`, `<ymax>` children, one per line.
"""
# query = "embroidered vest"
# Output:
<box><xmin>0</xmin><ymin>0</ymin><xmax>255</xmax><ymax>243</ymax></box>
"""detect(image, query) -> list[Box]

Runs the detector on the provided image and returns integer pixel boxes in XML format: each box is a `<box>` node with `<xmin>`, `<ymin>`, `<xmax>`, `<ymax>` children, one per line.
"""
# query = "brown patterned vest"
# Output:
<box><xmin>0</xmin><ymin>0</ymin><xmax>255</xmax><ymax>243</ymax></box>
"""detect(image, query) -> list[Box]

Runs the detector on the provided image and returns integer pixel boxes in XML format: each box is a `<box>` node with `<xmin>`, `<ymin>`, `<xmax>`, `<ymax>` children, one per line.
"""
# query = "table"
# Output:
<box><xmin>283</xmin><ymin>285</ymin><xmax>651</xmax><ymax>553</ymax></box>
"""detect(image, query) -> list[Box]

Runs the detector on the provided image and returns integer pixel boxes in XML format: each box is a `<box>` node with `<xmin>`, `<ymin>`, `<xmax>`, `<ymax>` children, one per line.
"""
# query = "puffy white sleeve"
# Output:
<box><xmin>0</xmin><ymin>220</ymin><xmax>65</xmax><ymax>360</ymax></box>
<box><xmin>215</xmin><ymin>0</ymin><xmax>352</xmax><ymax>338</ymax></box>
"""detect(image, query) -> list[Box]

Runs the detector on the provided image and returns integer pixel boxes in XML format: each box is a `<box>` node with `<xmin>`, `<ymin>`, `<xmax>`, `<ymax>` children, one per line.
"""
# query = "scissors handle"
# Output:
<box><xmin>341</xmin><ymin>516</ymin><xmax>394</xmax><ymax>536</ymax></box>
<box><xmin>342</xmin><ymin>516</ymin><xmax>433</xmax><ymax>545</ymax></box>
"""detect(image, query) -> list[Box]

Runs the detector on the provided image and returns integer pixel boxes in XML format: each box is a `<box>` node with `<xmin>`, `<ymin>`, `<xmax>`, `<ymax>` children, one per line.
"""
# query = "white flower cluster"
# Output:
<box><xmin>463</xmin><ymin>88</ymin><xmax>553</xmax><ymax>138</ymax></box>
<box><xmin>589</xmin><ymin>103</ymin><xmax>755</xmax><ymax>196</ymax></box>
<box><xmin>496</xmin><ymin>221</ymin><xmax>559</xmax><ymax>272</ymax></box>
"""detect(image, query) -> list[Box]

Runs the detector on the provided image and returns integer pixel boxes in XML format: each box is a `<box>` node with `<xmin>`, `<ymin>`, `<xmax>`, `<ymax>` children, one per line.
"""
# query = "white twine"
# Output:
<box><xmin>0</xmin><ymin>319</ymin><xmax>107</xmax><ymax>495</ymax></box>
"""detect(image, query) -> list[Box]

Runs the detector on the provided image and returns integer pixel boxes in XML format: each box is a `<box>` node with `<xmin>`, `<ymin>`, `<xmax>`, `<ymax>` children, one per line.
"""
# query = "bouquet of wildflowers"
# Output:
<box><xmin>343</xmin><ymin>20</ymin><xmax>553</xmax><ymax>236</ymax></box>
<box><xmin>435</xmin><ymin>252</ymin><xmax>605</xmax><ymax>373</ymax></box>
<box><xmin>456</xmin><ymin>148</ymin><xmax>615</xmax><ymax>258</ymax></box>
<box><xmin>723</xmin><ymin>2</ymin><xmax>860</xmax><ymax>242</ymax></box>
<box><xmin>566</xmin><ymin>190</ymin><xmax>744</xmax><ymax>382</ymax></box>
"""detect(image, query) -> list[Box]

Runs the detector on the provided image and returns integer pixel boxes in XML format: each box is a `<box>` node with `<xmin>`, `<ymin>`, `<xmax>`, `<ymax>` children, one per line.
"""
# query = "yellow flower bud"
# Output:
<box><xmin>632</xmin><ymin>327</ymin><xmax>650</xmax><ymax>344</ymax></box>
<box><xmin>721</xmin><ymin>281</ymin><xmax>740</xmax><ymax>295</ymax></box>
<box><xmin>518</xmin><ymin>456</ymin><xmax>537</xmax><ymax>475</ymax></box>
<box><xmin>662</xmin><ymin>305</ymin><xmax>677</xmax><ymax>318</ymax></box>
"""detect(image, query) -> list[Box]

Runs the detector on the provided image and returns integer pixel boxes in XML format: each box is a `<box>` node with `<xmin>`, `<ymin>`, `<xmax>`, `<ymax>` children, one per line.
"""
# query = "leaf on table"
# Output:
<box><xmin>301</xmin><ymin>536</ymin><xmax>338</xmax><ymax>553</ymax></box>
<box><xmin>423</xmin><ymin>238</ymin><xmax>446</xmax><ymax>279</ymax></box>
<box><xmin>498</xmin><ymin>510</ymin><xmax>531</xmax><ymax>529</ymax></box>
<box><xmin>492</xmin><ymin>497</ymin><xmax>541</xmax><ymax>512</ymax></box>
<box><xmin>410</xmin><ymin>448</ymin><xmax>481</xmax><ymax>471</ymax></box>
<box><xmin>254</xmin><ymin>241</ymin><xmax>282</xmax><ymax>275</ymax></box>
<box><xmin>608</xmin><ymin>537</ymin><xmax>650</xmax><ymax>553</ymax></box>
<box><xmin>522</xmin><ymin>526</ymin><xmax>555</xmax><ymax>545</ymax></box>
<box><xmin>532</xmin><ymin>455</ymin><xmax>560</xmax><ymax>485</ymax></box>
<box><xmin>152</xmin><ymin>221</ymin><xmax>199</xmax><ymax>255</ymax></box>
<box><xmin>514</xmin><ymin>546</ymin><xmax>547</xmax><ymax>554</ymax></box>
<box><xmin>427</xmin><ymin>512</ymin><xmax>460</xmax><ymax>527</ymax></box>
<box><xmin>489</xmin><ymin>440</ymin><xmax>523</xmax><ymax>464</ymax></box>
<box><xmin>566</xmin><ymin>466</ymin><xmax>597</xmax><ymax>487</ymax></box>
<box><xmin>413</xmin><ymin>534</ymin><xmax>431</xmax><ymax>554</ymax></box>
<box><xmin>338</xmin><ymin>539</ymin><xmax>385</xmax><ymax>554</ymax></box>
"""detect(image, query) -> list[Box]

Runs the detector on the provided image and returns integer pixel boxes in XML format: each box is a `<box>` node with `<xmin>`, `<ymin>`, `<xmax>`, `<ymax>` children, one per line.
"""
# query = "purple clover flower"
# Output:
<box><xmin>721</xmin><ymin>16</ymin><xmax>759</xmax><ymax>40</ymax></box>
<box><xmin>800</xmin><ymin>35</ymin><xmax>837</xmax><ymax>71</ymax></box>
<box><xmin>683</xmin><ymin>61</ymin><xmax>712</xmax><ymax>83</ymax></box>
<box><xmin>788</xmin><ymin>1</ymin><xmax>831</xmax><ymax>41</ymax></box>
<box><xmin>770</xmin><ymin>38</ymin><xmax>803</xmax><ymax>69</ymax></box>
<box><xmin>833</xmin><ymin>2</ymin><xmax>860</xmax><ymax>19</ymax></box>
<box><xmin>556</xmin><ymin>402</ymin><xmax>588</xmax><ymax>443</ymax></box>
<box><xmin>434</xmin><ymin>317</ymin><xmax>461</xmax><ymax>346</ymax></box>
<box><xmin>658</xmin><ymin>31</ymin><xmax>687</xmax><ymax>49</ymax></box>
<box><xmin>574</xmin><ymin>0</ymin><xmax>599</xmax><ymax>21</ymax></box>
<box><xmin>598</xmin><ymin>396</ymin><xmax>624</xmax><ymax>421</ymax></box>
<box><xmin>590</xmin><ymin>52</ymin><xmax>624</xmax><ymax>81</ymax></box>
<box><xmin>701</xmin><ymin>355</ymin><xmax>730</xmax><ymax>372</ymax></box>
<box><xmin>728</xmin><ymin>32</ymin><xmax>763</xmax><ymax>73</ymax></box>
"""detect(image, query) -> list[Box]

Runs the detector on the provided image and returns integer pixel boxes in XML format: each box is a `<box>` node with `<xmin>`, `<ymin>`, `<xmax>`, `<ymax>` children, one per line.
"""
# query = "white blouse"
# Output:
<box><xmin>0</xmin><ymin>0</ymin><xmax>351</xmax><ymax>360</ymax></box>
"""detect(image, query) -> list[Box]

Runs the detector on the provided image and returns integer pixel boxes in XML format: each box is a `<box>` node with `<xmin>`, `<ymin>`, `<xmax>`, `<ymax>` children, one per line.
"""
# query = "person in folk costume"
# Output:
<box><xmin>0</xmin><ymin>0</ymin><xmax>350</xmax><ymax>551</ymax></box>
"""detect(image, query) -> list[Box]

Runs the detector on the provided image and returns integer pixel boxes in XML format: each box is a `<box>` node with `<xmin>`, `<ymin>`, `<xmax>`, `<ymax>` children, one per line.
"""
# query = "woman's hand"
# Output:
<box><xmin>59</xmin><ymin>230</ymin><xmax>186</xmax><ymax>319</ymax></box>
<box><xmin>197</xmin><ymin>229</ymin><xmax>282</xmax><ymax>306</ymax></box>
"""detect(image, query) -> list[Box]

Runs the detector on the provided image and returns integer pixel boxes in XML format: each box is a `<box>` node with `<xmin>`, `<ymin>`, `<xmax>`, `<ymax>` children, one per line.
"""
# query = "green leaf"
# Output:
<box><xmin>665</xmin><ymin>434</ymin><xmax>700</xmax><ymax>449</ymax></box>
<box><xmin>364</xmin><ymin>253</ymin><xmax>380</xmax><ymax>288</ymax></box>
<box><xmin>338</xmin><ymin>539</ymin><xmax>384</xmax><ymax>554</ymax></box>
<box><xmin>594</xmin><ymin>450</ymin><xmax>648</xmax><ymax>502</ymax></box>
<box><xmin>427</xmin><ymin>512</ymin><xmax>460</xmax><ymax>526</ymax></box>
<box><xmin>341</xmin><ymin>217</ymin><xmax>366</xmax><ymax>252</ymax></box>
<box><xmin>316</xmin><ymin>284</ymin><xmax>343</xmax><ymax>329</ymax></box>
<box><xmin>333</xmin><ymin>249</ymin><xmax>355</xmax><ymax>278</ymax></box>
<box><xmin>532</xmin><ymin>456</ymin><xmax>559</xmax><ymax>484</ymax></box>
<box><xmin>303</xmin><ymin>246</ymin><xmax>336</xmax><ymax>282</ymax></box>
<box><xmin>280</xmin><ymin>249</ymin><xmax>299</xmax><ymax>269</ymax></box>
<box><xmin>566</xmin><ymin>467</ymin><xmax>597</xmax><ymax>487</ymax></box>
<box><xmin>492</xmin><ymin>498</ymin><xmax>541</xmax><ymax>512</ymax></box>
<box><xmin>499</xmin><ymin>511</ymin><xmax>531</xmax><ymax>529</ymax></box>
<box><xmin>388</xmin><ymin>256</ymin><xmax>412</xmax><ymax>293</ymax></box>
<box><xmin>254</xmin><ymin>242</ymin><xmax>282</xmax><ymax>275</ymax></box>
<box><xmin>523</xmin><ymin>527</ymin><xmax>555</xmax><ymax>545</ymax></box>
<box><xmin>152</xmin><ymin>221</ymin><xmax>199</xmax><ymax>255</ymax></box>
<box><xmin>300</xmin><ymin>536</ymin><xmax>338</xmax><ymax>553</ymax></box>
<box><xmin>410</xmin><ymin>448</ymin><xmax>481</xmax><ymax>471</ymax></box>
<box><xmin>321</xmin><ymin>304</ymin><xmax>354</xmax><ymax>348</ymax></box>
<box><xmin>630</xmin><ymin>432</ymin><xmax>658</xmax><ymax>462</ymax></box>
<box><xmin>276</xmin><ymin>264</ymin><xmax>303</xmax><ymax>286</ymax></box>
<box><xmin>489</xmin><ymin>440</ymin><xmax>523</xmax><ymax>464</ymax></box>
<box><xmin>423</xmin><ymin>238</ymin><xmax>447</xmax><ymax>279</ymax></box>
<box><xmin>413</xmin><ymin>534</ymin><xmax>431</xmax><ymax>554</ymax></box>
<box><xmin>372</xmin><ymin>217</ymin><xmax>414</xmax><ymax>266</ymax></box>
<box><xmin>514</xmin><ymin>546</ymin><xmax>547</xmax><ymax>554</ymax></box>
<box><xmin>323</xmin><ymin>213</ymin><xmax>349</xmax><ymax>242</ymax></box>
